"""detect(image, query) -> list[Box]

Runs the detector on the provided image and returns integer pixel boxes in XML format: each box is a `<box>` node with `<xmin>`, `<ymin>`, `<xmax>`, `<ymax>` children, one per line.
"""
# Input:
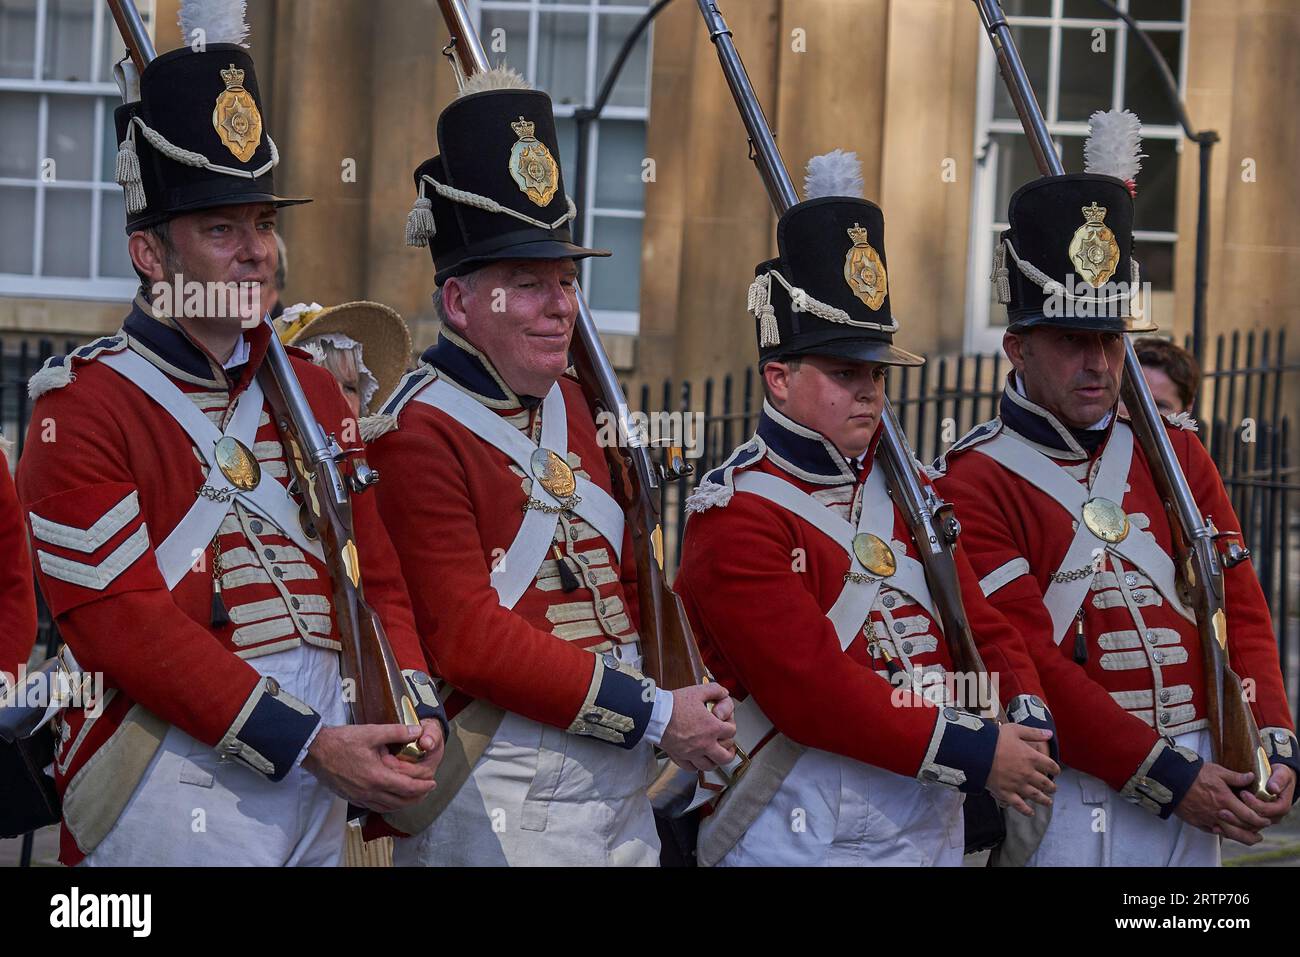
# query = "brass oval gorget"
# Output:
<box><xmin>214</xmin><ymin>436</ymin><xmax>261</xmax><ymax>491</ymax></box>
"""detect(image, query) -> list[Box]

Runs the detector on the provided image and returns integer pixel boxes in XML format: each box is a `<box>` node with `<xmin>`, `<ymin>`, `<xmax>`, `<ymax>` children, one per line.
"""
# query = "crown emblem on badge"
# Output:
<box><xmin>843</xmin><ymin>221</ymin><xmax>887</xmax><ymax>310</ymax></box>
<box><xmin>211</xmin><ymin>62</ymin><xmax>263</xmax><ymax>163</ymax></box>
<box><xmin>1068</xmin><ymin>199</ymin><xmax>1121</xmax><ymax>286</ymax></box>
<box><xmin>1081</xmin><ymin>202</ymin><xmax>1108</xmax><ymax>225</ymax></box>
<box><xmin>508</xmin><ymin>115</ymin><xmax>559</xmax><ymax>208</ymax></box>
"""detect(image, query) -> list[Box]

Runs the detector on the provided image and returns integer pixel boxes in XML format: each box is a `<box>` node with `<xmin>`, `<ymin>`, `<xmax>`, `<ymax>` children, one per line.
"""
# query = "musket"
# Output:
<box><xmin>434</xmin><ymin>0</ymin><xmax>709</xmax><ymax>692</ymax></box>
<box><xmin>696</xmin><ymin>0</ymin><xmax>1000</xmax><ymax>717</ymax></box>
<box><xmin>104</xmin><ymin>0</ymin><xmax>423</xmax><ymax>757</ymax></box>
<box><xmin>971</xmin><ymin>0</ymin><xmax>1271</xmax><ymax>797</ymax></box>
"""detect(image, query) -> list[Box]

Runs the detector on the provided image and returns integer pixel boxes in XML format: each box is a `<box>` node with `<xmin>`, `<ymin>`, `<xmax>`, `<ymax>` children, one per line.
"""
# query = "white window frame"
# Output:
<box><xmin>475</xmin><ymin>0</ymin><xmax>652</xmax><ymax>335</ymax></box>
<box><xmin>0</xmin><ymin>0</ymin><xmax>155</xmax><ymax>301</ymax></box>
<box><xmin>964</xmin><ymin>0</ymin><xmax>1188</xmax><ymax>354</ymax></box>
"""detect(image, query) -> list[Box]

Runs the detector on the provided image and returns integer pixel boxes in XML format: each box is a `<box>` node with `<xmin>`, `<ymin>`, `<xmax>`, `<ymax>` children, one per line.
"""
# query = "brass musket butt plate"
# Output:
<box><xmin>398</xmin><ymin>695</ymin><xmax>425</xmax><ymax>762</ymax></box>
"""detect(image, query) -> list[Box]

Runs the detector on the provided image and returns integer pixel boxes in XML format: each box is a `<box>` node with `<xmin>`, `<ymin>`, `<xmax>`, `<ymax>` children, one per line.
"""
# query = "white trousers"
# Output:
<box><xmin>710</xmin><ymin>747</ymin><xmax>967</xmax><ymax>867</ymax></box>
<box><xmin>1026</xmin><ymin>729</ymin><xmax>1221</xmax><ymax>867</ymax></box>
<box><xmin>393</xmin><ymin>711</ymin><xmax>661</xmax><ymax>867</ymax></box>
<box><xmin>82</xmin><ymin>644</ymin><xmax>349</xmax><ymax>867</ymax></box>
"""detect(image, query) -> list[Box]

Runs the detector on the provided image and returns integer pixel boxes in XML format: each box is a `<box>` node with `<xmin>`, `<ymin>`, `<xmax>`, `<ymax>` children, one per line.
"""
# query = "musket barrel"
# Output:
<box><xmin>696</xmin><ymin>1</ymin><xmax>798</xmax><ymax>212</ymax></box>
<box><xmin>107</xmin><ymin>0</ymin><xmax>156</xmax><ymax>68</ymax></box>
<box><xmin>973</xmin><ymin>0</ymin><xmax>1062</xmax><ymax>176</ymax></box>
<box><xmin>439</xmin><ymin>0</ymin><xmax>491</xmax><ymax>74</ymax></box>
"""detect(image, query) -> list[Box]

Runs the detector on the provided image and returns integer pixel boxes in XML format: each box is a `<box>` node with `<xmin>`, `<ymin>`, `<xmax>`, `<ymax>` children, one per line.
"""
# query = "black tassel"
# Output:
<box><xmin>552</xmin><ymin>545</ymin><xmax>581</xmax><ymax>593</ymax></box>
<box><xmin>1073</xmin><ymin>613</ymin><xmax>1087</xmax><ymax>665</ymax></box>
<box><xmin>211</xmin><ymin>584</ymin><xmax>231</xmax><ymax>628</ymax></box>
<box><xmin>880</xmin><ymin>645</ymin><xmax>904</xmax><ymax>680</ymax></box>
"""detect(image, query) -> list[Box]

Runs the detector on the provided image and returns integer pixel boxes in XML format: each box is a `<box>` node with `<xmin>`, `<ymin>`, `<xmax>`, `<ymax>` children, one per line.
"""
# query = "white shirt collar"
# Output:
<box><xmin>222</xmin><ymin>336</ymin><xmax>250</xmax><ymax>370</ymax></box>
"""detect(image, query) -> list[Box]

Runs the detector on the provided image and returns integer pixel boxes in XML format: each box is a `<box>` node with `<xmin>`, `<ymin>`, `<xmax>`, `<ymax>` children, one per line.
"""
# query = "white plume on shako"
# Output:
<box><xmin>803</xmin><ymin>148</ymin><xmax>865</xmax><ymax>200</ymax></box>
<box><xmin>1084</xmin><ymin>108</ymin><xmax>1146</xmax><ymax>190</ymax></box>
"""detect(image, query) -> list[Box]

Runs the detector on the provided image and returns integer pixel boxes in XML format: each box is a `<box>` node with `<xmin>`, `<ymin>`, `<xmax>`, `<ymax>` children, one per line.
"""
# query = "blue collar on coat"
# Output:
<box><xmin>999</xmin><ymin>373</ymin><xmax>1113</xmax><ymax>460</ymax></box>
<box><xmin>422</xmin><ymin>329</ymin><xmax>541</xmax><ymax>409</ymax></box>
<box><xmin>757</xmin><ymin>401</ymin><xmax>865</xmax><ymax>485</ymax></box>
<box><xmin>122</xmin><ymin>296</ymin><xmax>271</xmax><ymax>392</ymax></box>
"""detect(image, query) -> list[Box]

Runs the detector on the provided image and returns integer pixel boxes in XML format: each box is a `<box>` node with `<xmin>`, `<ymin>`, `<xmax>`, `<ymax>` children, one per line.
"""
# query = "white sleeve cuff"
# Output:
<box><xmin>293</xmin><ymin>718</ymin><xmax>326</xmax><ymax>769</ymax></box>
<box><xmin>644</xmin><ymin>688</ymin><xmax>675</xmax><ymax>747</ymax></box>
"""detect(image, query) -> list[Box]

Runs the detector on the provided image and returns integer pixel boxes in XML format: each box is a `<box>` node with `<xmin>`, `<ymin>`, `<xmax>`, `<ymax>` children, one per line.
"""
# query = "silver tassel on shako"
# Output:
<box><xmin>748</xmin><ymin>273</ymin><xmax>779</xmax><ymax>347</ymax></box>
<box><xmin>115</xmin><ymin>126</ymin><xmax>146</xmax><ymax>214</ymax></box>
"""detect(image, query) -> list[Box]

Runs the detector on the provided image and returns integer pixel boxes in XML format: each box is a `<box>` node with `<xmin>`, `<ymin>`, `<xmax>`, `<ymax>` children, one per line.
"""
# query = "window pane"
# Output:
<box><xmin>0</xmin><ymin>186</ymin><xmax>35</xmax><ymax>273</ymax></box>
<box><xmin>41</xmin><ymin>188</ymin><xmax>92</xmax><ymax>276</ymax></box>
<box><xmin>586</xmin><ymin>215</ymin><xmax>642</xmax><ymax>312</ymax></box>
<box><xmin>1129</xmin><ymin>0</ymin><xmax>1185</xmax><ymax>21</ymax></box>
<box><xmin>101</xmin><ymin>95</ymin><xmax>123</xmax><ymax>181</ymax></box>
<box><xmin>993</xmin><ymin>26</ymin><xmax>1049</xmax><ymax>122</ymax></box>
<box><xmin>1001</xmin><ymin>0</ymin><xmax>1051</xmax><ymax>15</ymax></box>
<box><xmin>1124</xmin><ymin>28</ymin><xmax>1181</xmax><ymax>127</ymax></box>
<box><xmin>98</xmin><ymin>190</ymin><xmax>134</xmax><ymax>278</ymax></box>
<box><xmin>0</xmin><ymin>91</ymin><xmax>38</xmax><ymax>177</ymax></box>
<box><xmin>0</xmin><ymin>0</ymin><xmax>38</xmax><ymax>78</ymax></box>
<box><xmin>553</xmin><ymin>115</ymin><xmax>578</xmax><ymax>177</ymax></box>
<box><xmin>1063</xmin><ymin>0</ymin><xmax>1116</xmax><ymax>18</ymax></box>
<box><xmin>1132</xmin><ymin>239</ymin><xmax>1173</xmax><ymax>291</ymax></box>
<box><xmin>989</xmin><ymin>133</ymin><xmax>1043</xmax><ymax>218</ymax></box>
<box><xmin>48</xmin><ymin>93</ymin><xmax>96</xmax><ymax>182</ymax></box>
<box><xmin>479</xmin><ymin>8</ymin><xmax>529</xmax><ymax>72</ymax></box>
<box><xmin>595</xmin><ymin>13</ymin><xmax>650</xmax><ymax>109</ymax></box>
<box><xmin>1133</xmin><ymin>136</ymin><xmax>1177</xmax><ymax>233</ymax></box>
<box><xmin>43</xmin><ymin>0</ymin><xmax>95</xmax><ymax>82</ymax></box>
<box><xmin>537</xmin><ymin>12</ymin><xmax>588</xmax><ymax>107</ymax></box>
<box><xmin>1058</xmin><ymin>132</ymin><xmax>1085</xmax><ymax>173</ymax></box>
<box><xmin>598</xmin><ymin>1</ymin><xmax>650</xmax><ymax>7</ymax></box>
<box><xmin>98</xmin><ymin>15</ymin><xmax>127</xmax><ymax>83</ymax></box>
<box><xmin>1058</xmin><ymin>27</ymin><xmax>1116</xmax><ymax>122</ymax></box>
<box><xmin>594</xmin><ymin>119</ymin><xmax>645</xmax><ymax>209</ymax></box>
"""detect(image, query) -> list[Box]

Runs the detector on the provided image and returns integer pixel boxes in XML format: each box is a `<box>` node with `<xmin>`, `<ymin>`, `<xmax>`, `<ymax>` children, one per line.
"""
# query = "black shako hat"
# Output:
<box><xmin>751</xmin><ymin>196</ymin><xmax>923</xmax><ymax>368</ymax></box>
<box><xmin>405</xmin><ymin>84</ymin><xmax>608</xmax><ymax>285</ymax></box>
<box><xmin>995</xmin><ymin>172</ymin><xmax>1153</xmax><ymax>333</ymax></box>
<box><xmin>112</xmin><ymin>44</ymin><xmax>308</xmax><ymax>232</ymax></box>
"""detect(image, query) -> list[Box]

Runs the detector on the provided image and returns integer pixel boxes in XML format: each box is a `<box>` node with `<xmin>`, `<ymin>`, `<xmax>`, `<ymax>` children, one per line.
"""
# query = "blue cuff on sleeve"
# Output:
<box><xmin>1007</xmin><ymin>693</ymin><xmax>1058</xmax><ymax>764</ymax></box>
<box><xmin>919</xmin><ymin>707</ymin><xmax>1001</xmax><ymax>794</ymax></box>
<box><xmin>218</xmin><ymin>677</ymin><xmax>322</xmax><ymax>782</ymax></box>
<box><xmin>567</xmin><ymin>652</ymin><xmax>655</xmax><ymax>750</ymax></box>
<box><xmin>1122</xmin><ymin>736</ymin><xmax>1203</xmax><ymax>819</ymax></box>
<box><xmin>1261</xmin><ymin>727</ymin><xmax>1299</xmax><ymax>803</ymax></box>
<box><xmin>403</xmin><ymin>669</ymin><xmax>449</xmax><ymax>742</ymax></box>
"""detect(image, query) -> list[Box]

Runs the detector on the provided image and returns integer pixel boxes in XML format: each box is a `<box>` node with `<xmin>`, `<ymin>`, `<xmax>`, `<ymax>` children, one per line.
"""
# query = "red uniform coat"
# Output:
<box><xmin>17</xmin><ymin>303</ymin><xmax>437</xmax><ymax>864</ymax></box>
<box><xmin>0</xmin><ymin>452</ymin><xmax>37</xmax><ymax>684</ymax></box>
<box><xmin>364</xmin><ymin>331</ymin><xmax>655</xmax><ymax>748</ymax></box>
<box><xmin>936</xmin><ymin>380</ymin><xmax>1297</xmax><ymax>816</ymax></box>
<box><xmin>675</xmin><ymin>402</ymin><xmax>1053</xmax><ymax>792</ymax></box>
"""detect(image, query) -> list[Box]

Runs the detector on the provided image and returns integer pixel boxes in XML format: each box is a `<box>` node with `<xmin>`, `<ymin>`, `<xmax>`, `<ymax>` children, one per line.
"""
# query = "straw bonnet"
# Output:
<box><xmin>276</xmin><ymin>301</ymin><xmax>413</xmax><ymax>411</ymax></box>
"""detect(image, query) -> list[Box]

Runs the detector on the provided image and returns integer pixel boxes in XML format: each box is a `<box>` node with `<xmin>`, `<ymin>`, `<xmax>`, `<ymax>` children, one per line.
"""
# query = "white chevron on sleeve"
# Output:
<box><xmin>29</xmin><ymin>490</ymin><xmax>141</xmax><ymax>553</ymax></box>
<box><xmin>36</xmin><ymin>524</ymin><xmax>150</xmax><ymax>590</ymax></box>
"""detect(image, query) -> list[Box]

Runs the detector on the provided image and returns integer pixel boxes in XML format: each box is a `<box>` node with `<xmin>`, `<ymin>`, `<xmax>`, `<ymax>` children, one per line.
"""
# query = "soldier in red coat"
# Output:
<box><xmin>16</xmin><ymin>12</ymin><xmax>444</xmax><ymax>866</ymax></box>
<box><xmin>934</xmin><ymin>169</ymin><xmax>1296</xmax><ymax>866</ymax></box>
<box><xmin>0</xmin><ymin>445</ymin><xmax>37</xmax><ymax>690</ymax></box>
<box><xmin>673</xmin><ymin>156</ymin><xmax>1060</xmax><ymax>866</ymax></box>
<box><xmin>362</xmin><ymin>69</ymin><xmax>736</xmax><ymax>866</ymax></box>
